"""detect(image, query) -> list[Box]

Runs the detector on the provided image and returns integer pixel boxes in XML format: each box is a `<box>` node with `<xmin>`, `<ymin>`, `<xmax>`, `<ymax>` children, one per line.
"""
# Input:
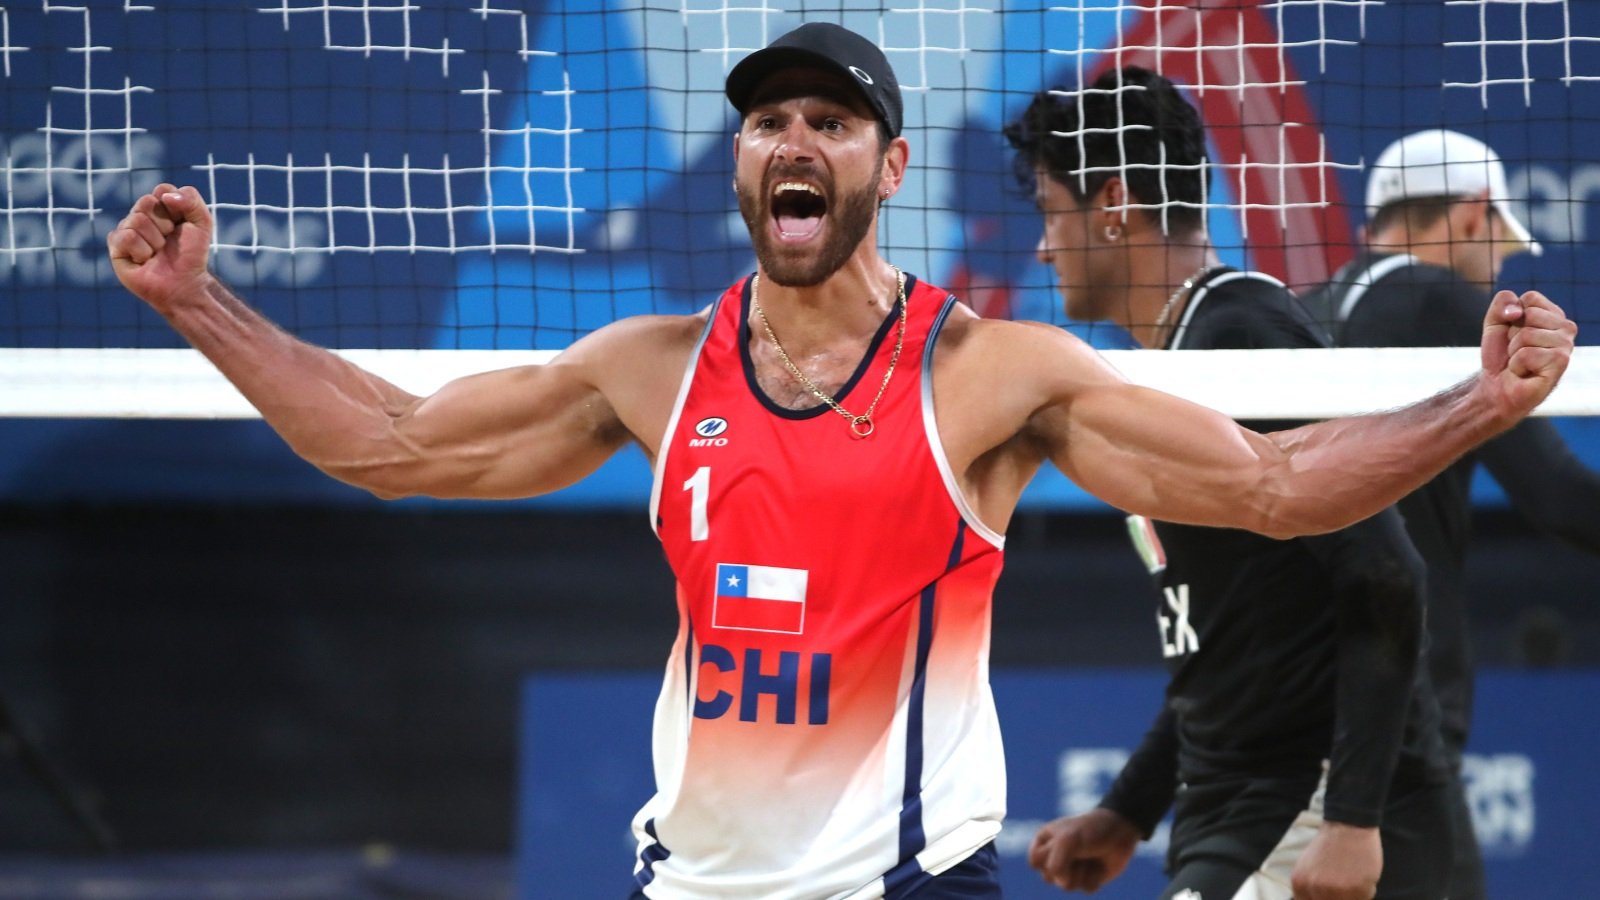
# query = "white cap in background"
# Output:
<box><xmin>1366</xmin><ymin>128</ymin><xmax>1542</xmax><ymax>256</ymax></box>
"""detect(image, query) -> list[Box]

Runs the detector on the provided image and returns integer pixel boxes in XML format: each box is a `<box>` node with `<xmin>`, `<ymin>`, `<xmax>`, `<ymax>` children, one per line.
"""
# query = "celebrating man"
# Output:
<box><xmin>109</xmin><ymin>24</ymin><xmax>1574</xmax><ymax>900</ymax></box>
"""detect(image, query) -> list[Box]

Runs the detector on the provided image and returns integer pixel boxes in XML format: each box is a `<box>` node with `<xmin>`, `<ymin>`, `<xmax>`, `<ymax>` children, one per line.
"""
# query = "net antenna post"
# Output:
<box><xmin>0</xmin><ymin>690</ymin><xmax>118</xmax><ymax>853</ymax></box>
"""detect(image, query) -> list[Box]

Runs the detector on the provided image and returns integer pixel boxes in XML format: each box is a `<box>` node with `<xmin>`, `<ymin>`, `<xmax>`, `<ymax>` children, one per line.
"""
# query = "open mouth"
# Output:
<box><xmin>771</xmin><ymin>181</ymin><xmax>827</xmax><ymax>241</ymax></box>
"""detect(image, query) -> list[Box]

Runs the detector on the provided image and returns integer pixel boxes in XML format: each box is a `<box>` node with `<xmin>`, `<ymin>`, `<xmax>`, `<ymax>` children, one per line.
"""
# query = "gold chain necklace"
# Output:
<box><xmin>751</xmin><ymin>267</ymin><xmax>907</xmax><ymax>438</ymax></box>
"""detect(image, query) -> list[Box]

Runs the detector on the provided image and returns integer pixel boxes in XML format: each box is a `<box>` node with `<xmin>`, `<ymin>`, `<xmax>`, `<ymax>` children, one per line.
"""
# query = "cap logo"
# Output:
<box><xmin>849</xmin><ymin>66</ymin><xmax>874</xmax><ymax>85</ymax></box>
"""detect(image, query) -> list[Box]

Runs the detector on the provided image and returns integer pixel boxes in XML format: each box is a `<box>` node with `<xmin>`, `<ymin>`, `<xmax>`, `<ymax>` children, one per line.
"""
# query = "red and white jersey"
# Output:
<box><xmin>638</xmin><ymin>275</ymin><xmax>1007</xmax><ymax>899</ymax></box>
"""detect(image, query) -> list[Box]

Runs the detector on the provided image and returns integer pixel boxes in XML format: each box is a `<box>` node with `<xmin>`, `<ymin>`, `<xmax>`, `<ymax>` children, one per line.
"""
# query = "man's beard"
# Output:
<box><xmin>738</xmin><ymin>164</ymin><xmax>881</xmax><ymax>288</ymax></box>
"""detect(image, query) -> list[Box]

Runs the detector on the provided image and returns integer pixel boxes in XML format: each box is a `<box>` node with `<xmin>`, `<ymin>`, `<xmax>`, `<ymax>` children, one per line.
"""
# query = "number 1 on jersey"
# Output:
<box><xmin>684</xmin><ymin>466</ymin><xmax>710</xmax><ymax>541</ymax></box>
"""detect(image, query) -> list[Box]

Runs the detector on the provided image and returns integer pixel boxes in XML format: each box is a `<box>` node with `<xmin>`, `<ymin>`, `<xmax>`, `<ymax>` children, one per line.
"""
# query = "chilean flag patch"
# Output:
<box><xmin>713</xmin><ymin>563</ymin><xmax>809</xmax><ymax>634</ymax></box>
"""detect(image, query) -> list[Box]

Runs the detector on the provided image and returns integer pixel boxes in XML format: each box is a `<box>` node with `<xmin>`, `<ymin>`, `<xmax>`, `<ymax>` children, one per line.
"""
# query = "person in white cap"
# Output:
<box><xmin>1360</xmin><ymin>128</ymin><xmax>1542</xmax><ymax>285</ymax></box>
<box><xmin>106</xmin><ymin>23</ymin><xmax>1576</xmax><ymax>898</ymax></box>
<box><xmin>1303</xmin><ymin>128</ymin><xmax>1600</xmax><ymax>900</ymax></box>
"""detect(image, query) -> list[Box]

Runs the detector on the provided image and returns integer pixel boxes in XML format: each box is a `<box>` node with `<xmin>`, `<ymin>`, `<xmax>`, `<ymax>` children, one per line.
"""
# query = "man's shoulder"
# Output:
<box><xmin>1205</xmin><ymin>268</ymin><xmax>1290</xmax><ymax>294</ymax></box>
<box><xmin>1368</xmin><ymin>258</ymin><xmax>1478</xmax><ymax>299</ymax></box>
<box><xmin>903</xmin><ymin>287</ymin><xmax>1125</xmax><ymax>396</ymax></box>
<box><xmin>1302</xmin><ymin>253</ymin><xmax>1485</xmax><ymax>347</ymax></box>
<box><xmin>1315</xmin><ymin>252</ymin><xmax>1460</xmax><ymax>294</ymax></box>
<box><xmin>929</xmin><ymin>312</ymin><xmax>1128</xmax><ymax>410</ymax></box>
<box><xmin>1185</xmin><ymin>270</ymin><xmax>1327</xmax><ymax>349</ymax></box>
<box><xmin>937</xmin><ymin>309</ymin><xmax>1099</xmax><ymax>360</ymax></box>
<box><xmin>1193</xmin><ymin>270</ymin><xmax>1297</xmax><ymax>315</ymax></box>
<box><xmin>1346</xmin><ymin>258</ymin><xmax>1487</xmax><ymax>345</ymax></box>
<box><xmin>559</xmin><ymin>309</ymin><xmax>711</xmax><ymax>376</ymax></box>
<box><xmin>1317</xmin><ymin>253</ymin><xmax>1478</xmax><ymax>311</ymax></box>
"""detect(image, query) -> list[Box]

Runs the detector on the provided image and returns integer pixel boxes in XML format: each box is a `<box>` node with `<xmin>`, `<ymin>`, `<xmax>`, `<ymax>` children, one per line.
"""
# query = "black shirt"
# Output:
<box><xmin>1301</xmin><ymin>253</ymin><xmax>1600</xmax><ymax>756</ymax></box>
<box><xmin>1101</xmin><ymin>268</ymin><xmax>1445</xmax><ymax>832</ymax></box>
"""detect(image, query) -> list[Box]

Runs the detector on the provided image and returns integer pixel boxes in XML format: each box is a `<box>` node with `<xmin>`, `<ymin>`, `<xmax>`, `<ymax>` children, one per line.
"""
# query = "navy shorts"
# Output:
<box><xmin>627</xmin><ymin>843</ymin><xmax>1001</xmax><ymax>899</ymax></box>
<box><xmin>900</xmin><ymin>843</ymin><xmax>1001</xmax><ymax>899</ymax></box>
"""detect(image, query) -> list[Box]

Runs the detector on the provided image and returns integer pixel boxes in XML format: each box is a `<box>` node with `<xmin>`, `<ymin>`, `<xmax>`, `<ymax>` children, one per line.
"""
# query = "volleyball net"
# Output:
<box><xmin>2</xmin><ymin>0</ymin><xmax>1598</xmax><ymax>421</ymax></box>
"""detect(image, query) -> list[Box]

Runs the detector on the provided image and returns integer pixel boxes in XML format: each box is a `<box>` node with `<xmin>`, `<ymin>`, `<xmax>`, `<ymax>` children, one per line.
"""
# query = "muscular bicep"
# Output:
<box><xmin>997</xmin><ymin>316</ymin><xmax>1507</xmax><ymax>541</ymax></box>
<box><xmin>372</xmin><ymin>359</ymin><xmax>630</xmax><ymax>499</ymax></box>
<box><xmin>965</xmin><ymin>322</ymin><xmax>1289</xmax><ymax>533</ymax></box>
<box><xmin>1035</xmin><ymin>378</ymin><xmax>1287</xmax><ymax>530</ymax></box>
<box><xmin>322</xmin><ymin>316</ymin><xmax>690</xmax><ymax>500</ymax></box>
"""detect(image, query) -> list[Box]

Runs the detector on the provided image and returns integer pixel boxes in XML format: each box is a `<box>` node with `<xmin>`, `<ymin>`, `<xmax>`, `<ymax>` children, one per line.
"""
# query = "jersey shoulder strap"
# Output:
<box><xmin>1169</xmin><ymin>268</ymin><xmax>1285</xmax><ymax>350</ymax></box>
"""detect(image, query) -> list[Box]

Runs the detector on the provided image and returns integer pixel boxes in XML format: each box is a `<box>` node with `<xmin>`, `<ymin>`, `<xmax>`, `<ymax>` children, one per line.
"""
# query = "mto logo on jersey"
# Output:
<box><xmin>713</xmin><ymin>563</ymin><xmax>808</xmax><ymax>634</ymax></box>
<box><xmin>690</xmin><ymin>416</ymin><xmax>729</xmax><ymax>447</ymax></box>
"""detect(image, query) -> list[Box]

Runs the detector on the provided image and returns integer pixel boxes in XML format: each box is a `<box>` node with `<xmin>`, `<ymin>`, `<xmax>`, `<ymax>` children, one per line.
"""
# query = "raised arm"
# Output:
<box><xmin>108</xmin><ymin>184</ymin><xmax>680</xmax><ymax>500</ymax></box>
<box><xmin>1016</xmin><ymin>291</ymin><xmax>1574</xmax><ymax>538</ymax></box>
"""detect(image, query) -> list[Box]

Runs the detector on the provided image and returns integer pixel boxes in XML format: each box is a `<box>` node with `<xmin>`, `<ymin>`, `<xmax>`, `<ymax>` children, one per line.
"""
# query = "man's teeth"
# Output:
<box><xmin>773</xmin><ymin>182</ymin><xmax>821</xmax><ymax>196</ymax></box>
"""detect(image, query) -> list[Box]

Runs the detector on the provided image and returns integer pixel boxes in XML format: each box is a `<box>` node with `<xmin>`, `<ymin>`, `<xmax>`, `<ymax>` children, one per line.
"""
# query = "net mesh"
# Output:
<box><xmin>0</xmin><ymin>0</ymin><xmax>1597</xmax><ymax>416</ymax></box>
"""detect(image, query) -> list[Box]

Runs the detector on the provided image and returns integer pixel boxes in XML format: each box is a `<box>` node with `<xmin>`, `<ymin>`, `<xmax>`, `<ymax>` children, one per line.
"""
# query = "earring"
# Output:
<box><xmin>732</xmin><ymin>181</ymin><xmax>740</xmax><ymax>195</ymax></box>
<box><xmin>882</xmin><ymin>189</ymin><xmax>891</xmax><ymax>200</ymax></box>
<box><xmin>1103</xmin><ymin>224</ymin><xmax>1122</xmax><ymax>242</ymax></box>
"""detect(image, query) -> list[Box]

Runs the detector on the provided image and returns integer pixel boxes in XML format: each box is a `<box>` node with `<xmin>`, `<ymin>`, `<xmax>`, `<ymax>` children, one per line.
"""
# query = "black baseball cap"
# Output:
<box><xmin>724</xmin><ymin>22</ymin><xmax>903</xmax><ymax>138</ymax></box>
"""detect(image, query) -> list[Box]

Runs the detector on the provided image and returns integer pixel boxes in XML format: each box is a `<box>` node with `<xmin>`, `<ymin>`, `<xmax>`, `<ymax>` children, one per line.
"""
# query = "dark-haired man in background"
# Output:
<box><xmin>1007</xmin><ymin>69</ymin><xmax>1455</xmax><ymax>900</ymax></box>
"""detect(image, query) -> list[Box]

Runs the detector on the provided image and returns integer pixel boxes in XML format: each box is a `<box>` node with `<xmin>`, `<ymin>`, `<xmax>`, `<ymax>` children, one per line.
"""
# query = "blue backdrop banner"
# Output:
<box><xmin>519</xmin><ymin>669</ymin><xmax>1600</xmax><ymax>898</ymax></box>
